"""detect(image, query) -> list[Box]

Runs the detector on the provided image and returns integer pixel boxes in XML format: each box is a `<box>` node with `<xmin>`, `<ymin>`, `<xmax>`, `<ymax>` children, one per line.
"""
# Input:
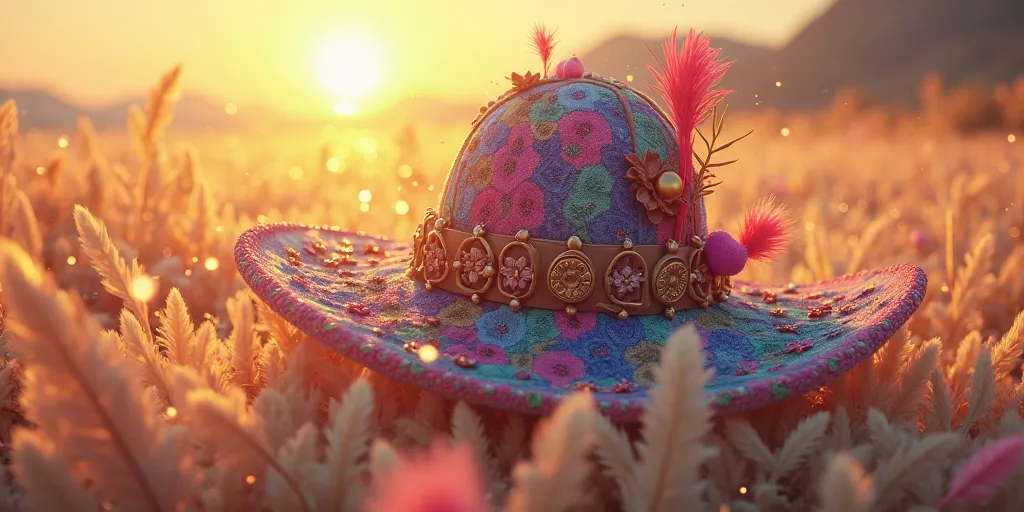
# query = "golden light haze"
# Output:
<box><xmin>3</xmin><ymin>0</ymin><xmax>833</xmax><ymax>117</ymax></box>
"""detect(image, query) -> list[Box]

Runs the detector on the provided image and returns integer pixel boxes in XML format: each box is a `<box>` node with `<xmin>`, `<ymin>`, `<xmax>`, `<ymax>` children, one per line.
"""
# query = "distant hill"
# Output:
<box><xmin>5</xmin><ymin>0</ymin><xmax>1023</xmax><ymax>130</ymax></box>
<box><xmin>582</xmin><ymin>0</ymin><xmax>1024</xmax><ymax>111</ymax></box>
<box><xmin>0</xmin><ymin>88</ymin><xmax>287</xmax><ymax>131</ymax></box>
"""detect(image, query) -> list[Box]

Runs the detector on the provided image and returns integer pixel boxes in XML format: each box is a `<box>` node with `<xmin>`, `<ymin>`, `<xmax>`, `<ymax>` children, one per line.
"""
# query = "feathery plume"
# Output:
<box><xmin>506</xmin><ymin>392</ymin><xmax>597</xmax><ymax>512</ymax></box>
<box><xmin>531</xmin><ymin>24</ymin><xmax>558</xmax><ymax>78</ymax></box>
<box><xmin>321</xmin><ymin>379</ymin><xmax>375</xmax><ymax>511</ymax></box>
<box><xmin>182</xmin><ymin>387</ymin><xmax>312</xmax><ymax>512</ymax></box>
<box><xmin>73</xmin><ymin>204</ymin><xmax>153</xmax><ymax>333</ymax></box>
<box><xmin>157</xmin><ymin>288</ymin><xmax>194</xmax><ymax>366</ymax></box>
<box><xmin>818</xmin><ymin>452</ymin><xmax>874</xmax><ymax>512</ymax></box>
<box><xmin>739</xmin><ymin>196</ymin><xmax>793</xmax><ymax>262</ymax></box>
<box><xmin>647</xmin><ymin>28</ymin><xmax>732</xmax><ymax>241</ymax></box>
<box><xmin>0</xmin><ymin>240</ymin><xmax>195</xmax><ymax>512</ymax></box>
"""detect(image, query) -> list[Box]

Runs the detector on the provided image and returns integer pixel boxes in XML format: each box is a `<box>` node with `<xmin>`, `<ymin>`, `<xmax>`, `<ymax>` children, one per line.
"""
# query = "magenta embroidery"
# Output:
<box><xmin>491</xmin><ymin>123</ymin><xmax>540</xmax><ymax>191</ymax></box>
<box><xmin>558</xmin><ymin>110</ymin><xmax>612</xmax><ymax>169</ymax></box>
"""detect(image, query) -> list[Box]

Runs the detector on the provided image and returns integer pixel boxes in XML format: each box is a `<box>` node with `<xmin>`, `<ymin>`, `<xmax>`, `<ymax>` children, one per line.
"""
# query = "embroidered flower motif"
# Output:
<box><xmin>625</xmin><ymin>150</ymin><xmax>683</xmax><ymax>224</ymax></box>
<box><xmin>459</xmin><ymin>247</ymin><xmax>489</xmax><ymax>284</ymax></box>
<box><xmin>437</xmin><ymin>300</ymin><xmax>483</xmax><ymax>327</ymax></box>
<box><xmin>783</xmin><ymin>340</ymin><xmax>814</xmax><ymax>354</ymax></box>
<box><xmin>472</xmin><ymin>344</ymin><xmax>509</xmax><ymax>365</ymax></box>
<box><xmin>611</xmin><ymin>263</ymin><xmax>645</xmax><ymax>298</ymax></box>
<box><xmin>532</xmin><ymin>351</ymin><xmax>586</xmax><ymax>387</ymax></box>
<box><xmin>491</xmin><ymin>123</ymin><xmax>540</xmax><ymax>192</ymax></box>
<box><xmin>442</xmin><ymin>325</ymin><xmax>479</xmax><ymax>345</ymax></box>
<box><xmin>554</xmin><ymin>311</ymin><xmax>596</xmax><ymax>340</ymax></box>
<box><xmin>475</xmin><ymin>307</ymin><xmax>527</xmax><ymax>347</ymax></box>
<box><xmin>500</xmin><ymin>256</ymin><xmax>534</xmax><ymax>292</ymax></box>
<box><xmin>424</xmin><ymin>240</ymin><xmax>445</xmax><ymax>276</ymax></box>
<box><xmin>558</xmin><ymin>111</ymin><xmax>612</xmax><ymax>169</ymax></box>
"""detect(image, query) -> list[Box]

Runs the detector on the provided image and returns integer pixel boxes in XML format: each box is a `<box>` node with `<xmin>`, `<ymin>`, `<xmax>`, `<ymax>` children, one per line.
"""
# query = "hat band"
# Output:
<box><xmin>407</xmin><ymin>210</ymin><xmax>730</xmax><ymax>320</ymax></box>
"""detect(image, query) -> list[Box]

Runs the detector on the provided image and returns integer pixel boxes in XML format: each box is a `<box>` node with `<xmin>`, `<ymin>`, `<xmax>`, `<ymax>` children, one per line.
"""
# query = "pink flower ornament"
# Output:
<box><xmin>500</xmin><ymin>256</ymin><xmax>533</xmax><ymax>291</ymax></box>
<box><xmin>611</xmin><ymin>264</ymin><xmax>644</xmax><ymax>298</ymax></box>
<box><xmin>459</xmin><ymin>247</ymin><xmax>488</xmax><ymax>284</ymax></box>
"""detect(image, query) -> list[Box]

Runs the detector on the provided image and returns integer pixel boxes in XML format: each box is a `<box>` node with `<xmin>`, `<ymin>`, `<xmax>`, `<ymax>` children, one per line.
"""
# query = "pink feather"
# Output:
<box><xmin>531</xmin><ymin>24</ymin><xmax>558</xmax><ymax>78</ymax></box>
<box><xmin>647</xmin><ymin>28</ymin><xmax>733</xmax><ymax>241</ymax></box>
<box><xmin>939</xmin><ymin>436</ymin><xmax>1024</xmax><ymax>510</ymax></box>
<box><xmin>738</xmin><ymin>197</ymin><xmax>792</xmax><ymax>262</ymax></box>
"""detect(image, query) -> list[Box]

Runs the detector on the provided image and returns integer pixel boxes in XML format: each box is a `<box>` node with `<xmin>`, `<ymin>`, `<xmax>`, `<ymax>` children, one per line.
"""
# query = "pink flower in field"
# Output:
<box><xmin>365</xmin><ymin>441</ymin><xmax>488</xmax><ymax>512</ymax></box>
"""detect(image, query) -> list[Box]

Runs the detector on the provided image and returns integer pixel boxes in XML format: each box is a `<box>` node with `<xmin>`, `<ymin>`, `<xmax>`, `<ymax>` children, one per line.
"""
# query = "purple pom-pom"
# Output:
<box><xmin>705</xmin><ymin>230</ymin><xmax>748</xmax><ymax>276</ymax></box>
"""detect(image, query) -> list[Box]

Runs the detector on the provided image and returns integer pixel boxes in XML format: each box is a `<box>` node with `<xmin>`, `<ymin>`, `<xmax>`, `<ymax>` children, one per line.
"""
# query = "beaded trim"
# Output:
<box><xmin>407</xmin><ymin>208</ymin><xmax>731</xmax><ymax>319</ymax></box>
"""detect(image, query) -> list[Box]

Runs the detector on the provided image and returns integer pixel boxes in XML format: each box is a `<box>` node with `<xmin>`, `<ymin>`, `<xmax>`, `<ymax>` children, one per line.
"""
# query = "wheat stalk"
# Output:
<box><xmin>505</xmin><ymin>392</ymin><xmax>596</xmax><ymax>512</ymax></box>
<box><xmin>0</xmin><ymin>240</ymin><xmax>195</xmax><ymax>512</ymax></box>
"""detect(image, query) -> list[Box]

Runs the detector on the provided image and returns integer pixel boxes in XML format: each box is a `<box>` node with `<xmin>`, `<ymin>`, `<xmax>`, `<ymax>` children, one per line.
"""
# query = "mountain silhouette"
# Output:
<box><xmin>582</xmin><ymin>0</ymin><xmax>1024</xmax><ymax>111</ymax></box>
<box><xmin>0</xmin><ymin>88</ymin><xmax>286</xmax><ymax>131</ymax></box>
<box><xmin>4</xmin><ymin>0</ymin><xmax>1022</xmax><ymax>130</ymax></box>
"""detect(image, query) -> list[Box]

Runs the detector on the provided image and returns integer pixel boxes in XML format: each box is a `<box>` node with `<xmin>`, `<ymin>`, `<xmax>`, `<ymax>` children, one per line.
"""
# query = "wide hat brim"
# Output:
<box><xmin>235</xmin><ymin>223</ymin><xmax>927</xmax><ymax>421</ymax></box>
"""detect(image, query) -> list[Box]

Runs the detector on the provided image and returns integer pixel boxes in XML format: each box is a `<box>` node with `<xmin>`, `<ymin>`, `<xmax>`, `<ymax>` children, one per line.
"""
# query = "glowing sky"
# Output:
<box><xmin>2</xmin><ymin>0</ymin><xmax>834</xmax><ymax>117</ymax></box>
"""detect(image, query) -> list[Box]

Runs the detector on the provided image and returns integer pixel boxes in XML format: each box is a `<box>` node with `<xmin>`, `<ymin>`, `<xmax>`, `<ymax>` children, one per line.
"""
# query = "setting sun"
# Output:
<box><xmin>318</xmin><ymin>33</ymin><xmax>383</xmax><ymax>113</ymax></box>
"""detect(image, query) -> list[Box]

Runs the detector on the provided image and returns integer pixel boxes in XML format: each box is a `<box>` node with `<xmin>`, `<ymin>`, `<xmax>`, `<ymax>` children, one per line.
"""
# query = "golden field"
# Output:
<box><xmin>0</xmin><ymin>68</ymin><xmax>1023</xmax><ymax>511</ymax></box>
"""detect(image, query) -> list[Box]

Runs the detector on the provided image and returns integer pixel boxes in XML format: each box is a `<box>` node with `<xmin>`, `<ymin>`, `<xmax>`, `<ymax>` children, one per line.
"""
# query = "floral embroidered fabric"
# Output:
<box><xmin>440</xmin><ymin>80</ymin><xmax>707</xmax><ymax>246</ymax></box>
<box><xmin>236</xmin><ymin>224</ymin><xmax>928</xmax><ymax>421</ymax></box>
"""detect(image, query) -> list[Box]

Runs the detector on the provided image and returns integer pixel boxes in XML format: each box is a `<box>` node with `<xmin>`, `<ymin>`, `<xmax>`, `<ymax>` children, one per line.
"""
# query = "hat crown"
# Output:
<box><xmin>437</xmin><ymin>78</ymin><xmax>708</xmax><ymax>246</ymax></box>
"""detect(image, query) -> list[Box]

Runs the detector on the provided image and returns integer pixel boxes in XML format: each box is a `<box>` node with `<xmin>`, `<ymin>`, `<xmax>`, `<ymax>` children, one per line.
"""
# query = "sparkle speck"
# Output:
<box><xmin>395</xmin><ymin>200</ymin><xmax>410</xmax><ymax>215</ymax></box>
<box><xmin>224</xmin><ymin>103</ymin><xmax>238</xmax><ymax>115</ymax></box>
<box><xmin>358</xmin><ymin>189</ymin><xmax>372</xmax><ymax>202</ymax></box>
<box><xmin>165</xmin><ymin>406</ymin><xmax>178</xmax><ymax>418</ymax></box>
<box><xmin>359</xmin><ymin>203</ymin><xmax>370</xmax><ymax>213</ymax></box>
<box><xmin>288</xmin><ymin>166</ymin><xmax>304</xmax><ymax>180</ymax></box>
<box><xmin>245</xmin><ymin>475</ymin><xmax>256</xmax><ymax>485</ymax></box>
<box><xmin>626</xmin><ymin>74</ymin><xmax>634</xmax><ymax>82</ymax></box>
<box><xmin>739</xmin><ymin>486</ymin><xmax>748</xmax><ymax>495</ymax></box>
<box><xmin>130</xmin><ymin>275</ymin><xmax>157</xmax><ymax>302</ymax></box>
<box><xmin>804</xmin><ymin>221</ymin><xmax>815</xmax><ymax>231</ymax></box>
<box><xmin>775</xmin><ymin>81</ymin><xmax>782</xmax><ymax>87</ymax></box>
<box><xmin>257</xmin><ymin>214</ymin><xmax>268</xmax><ymax>223</ymax></box>
<box><xmin>418</xmin><ymin>344</ymin><xmax>439</xmax><ymax>363</ymax></box>
<box><xmin>1009</xmin><ymin>134</ymin><xmax>1017</xmax><ymax>143</ymax></box>
<box><xmin>35</xmin><ymin>166</ymin><xmax>45</xmax><ymax>175</ymax></box>
<box><xmin>398</xmin><ymin>164</ymin><xmax>413</xmax><ymax>179</ymax></box>
<box><xmin>67</xmin><ymin>256</ymin><xmax>77</xmax><ymax>265</ymax></box>
<box><xmin>1011</xmin><ymin>227</ymin><xmax>1021</xmax><ymax>238</ymax></box>
<box><xmin>781</xmin><ymin>127</ymin><xmax>791</xmax><ymax>137</ymax></box>
<box><xmin>204</xmin><ymin>257</ymin><xmax>219</xmax><ymax>271</ymax></box>
<box><xmin>838</xmin><ymin>202</ymin><xmax>849</xmax><ymax>213</ymax></box>
<box><xmin>57</xmin><ymin>136</ymin><xmax>69</xmax><ymax>148</ymax></box>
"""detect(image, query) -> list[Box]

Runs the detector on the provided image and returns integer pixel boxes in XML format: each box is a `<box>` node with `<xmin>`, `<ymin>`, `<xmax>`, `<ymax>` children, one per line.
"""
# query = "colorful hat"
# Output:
<box><xmin>234</xmin><ymin>27</ymin><xmax>927</xmax><ymax>421</ymax></box>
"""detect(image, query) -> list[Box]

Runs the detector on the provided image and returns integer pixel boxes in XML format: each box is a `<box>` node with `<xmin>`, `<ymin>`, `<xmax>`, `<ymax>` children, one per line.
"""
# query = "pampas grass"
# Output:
<box><xmin>0</xmin><ymin>64</ymin><xmax>1023</xmax><ymax>512</ymax></box>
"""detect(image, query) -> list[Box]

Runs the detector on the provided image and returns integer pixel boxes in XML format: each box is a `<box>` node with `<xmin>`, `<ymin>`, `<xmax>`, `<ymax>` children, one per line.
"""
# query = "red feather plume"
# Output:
<box><xmin>739</xmin><ymin>197</ymin><xmax>792</xmax><ymax>262</ymax></box>
<box><xmin>647</xmin><ymin>28</ymin><xmax>733</xmax><ymax>241</ymax></box>
<box><xmin>531</xmin><ymin>24</ymin><xmax>558</xmax><ymax>78</ymax></box>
